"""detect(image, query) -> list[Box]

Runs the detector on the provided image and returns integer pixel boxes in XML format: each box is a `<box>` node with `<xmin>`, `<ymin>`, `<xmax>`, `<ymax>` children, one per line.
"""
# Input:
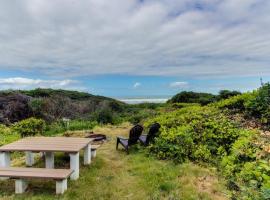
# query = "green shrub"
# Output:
<box><xmin>212</xmin><ymin>92</ymin><xmax>256</xmax><ymax>111</ymax></box>
<box><xmin>90</xmin><ymin>108</ymin><xmax>123</xmax><ymax>125</ymax></box>
<box><xmin>12</xmin><ymin>117</ymin><xmax>46</xmax><ymax>137</ymax></box>
<box><xmin>127</xmin><ymin>109</ymin><xmax>158</xmax><ymax>124</ymax></box>
<box><xmin>146</xmin><ymin>106</ymin><xmax>243</xmax><ymax>163</ymax></box>
<box><xmin>0</xmin><ymin>124</ymin><xmax>11</xmax><ymax>135</ymax></box>
<box><xmin>0</xmin><ymin>124</ymin><xmax>20</xmax><ymax>146</ymax></box>
<box><xmin>218</xmin><ymin>90</ymin><xmax>241</xmax><ymax>100</ymax></box>
<box><xmin>44</xmin><ymin>122</ymin><xmax>66</xmax><ymax>136</ymax></box>
<box><xmin>168</xmin><ymin>91</ymin><xmax>216</xmax><ymax>105</ymax></box>
<box><xmin>150</xmin><ymin>126</ymin><xmax>194</xmax><ymax>163</ymax></box>
<box><xmin>220</xmin><ymin>130</ymin><xmax>269</xmax><ymax>199</ymax></box>
<box><xmin>193</xmin><ymin>145</ymin><xmax>212</xmax><ymax>162</ymax></box>
<box><xmin>146</xmin><ymin>104</ymin><xmax>266</xmax><ymax>199</ymax></box>
<box><xmin>44</xmin><ymin>120</ymin><xmax>98</xmax><ymax>136</ymax></box>
<box><xmin>245</xmin><ymin>83</ymin><xmax>270</xmax><ymax>124</ymax></box>
<box><xmin>214</xmin><ymin>84</ymin><xmax>270</xmax><ymax>126</ymax></box>
<box><xmin>170</xmin><ymin>103</ymin><xmax>200</xmax><ymax>109</ymax></box>
<box><xmin>68</xmin><ymin>120</ymin><xmax>98</xmax><ymax>131</ymax></box>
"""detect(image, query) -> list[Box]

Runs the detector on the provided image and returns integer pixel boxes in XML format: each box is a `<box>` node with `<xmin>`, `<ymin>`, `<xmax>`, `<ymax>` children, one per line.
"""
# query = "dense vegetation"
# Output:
<box><xmin>168</xmin><ymin>90</ymin><xmax>241</xmax><ymax>105</ymax></box>
<box><xmin>0</xmin><ymin>88</ymin><xmax>163</xmax><ymax>125</ymax></box>
<box><xmin>145</xmin><ymin>83</ymin><xmax>270</xmax><ymax>199</ymax></box>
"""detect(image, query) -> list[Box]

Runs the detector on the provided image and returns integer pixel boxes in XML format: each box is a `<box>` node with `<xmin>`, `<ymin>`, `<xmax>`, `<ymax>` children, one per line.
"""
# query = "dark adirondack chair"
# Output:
<box><xmin>116</xmin><ymin>124</ymin><xmax>143</xmax><ymax>154</ymax></box>
<box><xmin>139</xmin><ymin>123</ymin><xmax>161</xmax><ymax>146</ymax></box>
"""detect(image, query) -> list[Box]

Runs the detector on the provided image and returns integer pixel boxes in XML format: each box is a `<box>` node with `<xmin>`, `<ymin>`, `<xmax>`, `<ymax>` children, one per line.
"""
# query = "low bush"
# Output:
<box><xmin>44</xmin><ymin>120</ymin><xmax>98</xmax><ymax>136</ymax></box>
<box><xmin>146</xmin><ymin>102</ymin><xmax>269</xmax><ymax>199</ymax></box>
<box><xmin>168</xmin><ymin>91</ymin><xmax>216</xmax><ymax>105</ymax></box>
<box><xmin>211</xmin><ymin>92</ymin><xmax>256</xmax><ymax>111</ymax></box>
<box><xmin>145</xmin><ymin>106</ymin><xmax>244</xmax><ymax>164</ymax></box>
<box><xmin>12</xmin><ymin>117</ymin><xmax>46</xmax><ymax>137</ymax></box>
<box><xmin>170</xmin><ymin>102</ymin><xmax>200</xmax><ymax>109</ymax></box>
<box><xmin>126</xmin><ymin>109</ymin><xmax>158</xmax><ymax>124</ymax></box>
<box><xmin>168</xmin><ymin>90</ymin><xmax>241</xmax><ymax>106</ymax></box>
<box><xmin>213</xmin><ymin>83</ymin><xmax>270</xmax><ymax>126</ymax></box>
<box><xmin>90</xmin><ymin>108</ymin><xmax>123</xmax><ymax>125</ymax></box>
<box><xmin>220</xmin><ymin>130</ymin><xmax>269</xmax><ymax>199</ymax></box>
<box><xmin>0</xmin><ymin>124</ymin><xmax>20</xmax><ymax>146</ymax></box>
<box><xmin>218</xmin><ymin>90</ymin><xmax>241</xmax><ymax>100</ymax></box>
<box><xmin>68</xmin><ymin>120</ymin><xmax>98</xmax><ymax>131</ymax></box>
<box><xmin>245</xmin><ymin>83</ymin><xmax>270</xmax><ymax>124</ymax></box>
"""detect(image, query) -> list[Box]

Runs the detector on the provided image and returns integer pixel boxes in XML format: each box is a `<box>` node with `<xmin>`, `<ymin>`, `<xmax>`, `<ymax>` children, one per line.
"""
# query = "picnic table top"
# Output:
<box><xmin>0</xmin><ymin>137</ymin><xmax>94</xmax><ymax>153</ymax></box>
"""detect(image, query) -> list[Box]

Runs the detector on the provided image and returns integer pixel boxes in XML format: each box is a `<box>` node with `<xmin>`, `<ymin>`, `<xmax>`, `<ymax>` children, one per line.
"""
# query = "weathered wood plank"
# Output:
<box><xmin>0</xmin><ymin>167</ymin><xmax>73</xmax><ymax>180</ymax></box>
<box><xmin>0</xmin><ymin>137</ymin><xmax>93</xmax><ymax>153</ymax></box>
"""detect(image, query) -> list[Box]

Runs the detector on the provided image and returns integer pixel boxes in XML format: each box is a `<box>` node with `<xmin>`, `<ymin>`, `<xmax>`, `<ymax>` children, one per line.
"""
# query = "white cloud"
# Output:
<box><xmin>133</xmin><ymin>82</ymin><xmax>141</xmax><ymax>88</ymax></box>
<box><xmin>0</xmin><ymin>77</ymin><xmax>83</xmax><ymax>90</ymax></box>
<box><xmin>0</xmin><ymin>0</ymin><xmax>270</xmax><ymax>78</ymax></box>
<box><xmin>169</xmin><ymin>81</ymin><xmax>189</xmax><ymax>88</ymax></box>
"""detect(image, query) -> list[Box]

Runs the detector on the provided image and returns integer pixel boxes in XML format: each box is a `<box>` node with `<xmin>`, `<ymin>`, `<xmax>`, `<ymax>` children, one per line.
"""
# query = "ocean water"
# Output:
<box><xmin>117</xmin><ymin>96</ymin><xmax>170</xmax><ymax>104</ymax></box>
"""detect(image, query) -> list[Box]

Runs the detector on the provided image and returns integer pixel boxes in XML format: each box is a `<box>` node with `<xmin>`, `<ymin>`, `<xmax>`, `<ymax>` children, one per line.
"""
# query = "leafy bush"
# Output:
<box><xmin>44</xmin><ymin>122</ymin><xmax>66</xmax><ymax>136</ymax></box>
<box><xmin>214</xmin><ymin>84</ymin><xmax>270</xmax><ymax>126</ymax></box>
<box><xmin>0</xmin><ymin>124</ymin><xmax>20</xmax><ymax>146</ymax></box>
<box><xmin>12</xmin><ymin>117</ymin><xmax>45</xmax><ymax>137</ymax></box>
<box><xmin>220</xmin><ymin>130</ymin><xmax>269</xmax><ymax>199</ymax></box>
<box><xmin>126</xmin><ymin>109</ymin><xmax>158</xmax><ymax>124</ymax></box>
<box><xmin>170</xmin><ymin>103</ymin><xmax>200</xmax><ymax>109</ymax></box>
<box><xmin>218</xmin><ymin>90</ymin><xmax>241</xmax><ymax>100</ymax></box>
<box><xmin>68</xmin><ymin>120</ymin><xmax>98</xmax><ymax>131</ymax></box>
<box><xmin>168</xmin><ymin>90</ymin><xmax>242</xmax><ymax>106</ymax></box>
<box><xmin>168</xmin><ymin>91</ymin><xmax>216</xmax><ymax>105</ymax></box>
<box><xmin>245</xmin><ymin>83</ymin><xmax>270</xmax><ymax>124</ymax></box>
<box><xmin>145</xmin><ymin>104</ymin><xmax>268</xmax><ymax>199</ymax></box>
<box><xmin>145</xmin><ymin>106</ymin><xmax>244</xmax><ymax>163</ymax></box>
<box><xmin>212</xmin><ymin>92</ymin><xmax>256</xmax><ymax>111</ymax></box>
<box><xmin>43</xmin><ymin>120</ymin><xmax>98</xmax><ymax>136</ymax></box>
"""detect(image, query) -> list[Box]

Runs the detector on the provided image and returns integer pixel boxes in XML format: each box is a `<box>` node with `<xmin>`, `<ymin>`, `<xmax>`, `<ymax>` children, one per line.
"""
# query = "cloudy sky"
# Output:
<box><xmin>0</xmin><ymin>0</ymin><xmax>270</xmax><ymax>97</ymax></box>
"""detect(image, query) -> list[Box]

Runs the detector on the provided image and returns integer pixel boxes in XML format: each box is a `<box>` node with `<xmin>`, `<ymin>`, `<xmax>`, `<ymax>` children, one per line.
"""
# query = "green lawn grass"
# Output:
<box><xmin>0</xmin><ymin>124</ymin><xmax>229</xmax><ymax>200</ymax></box>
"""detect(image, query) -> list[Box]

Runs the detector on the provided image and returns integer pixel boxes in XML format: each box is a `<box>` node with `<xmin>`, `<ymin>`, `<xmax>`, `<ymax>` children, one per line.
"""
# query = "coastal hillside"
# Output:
<box><xmin>0</xmin><ymin>88</ymin><xmax>125</xmax><ymax>124</ymax></box>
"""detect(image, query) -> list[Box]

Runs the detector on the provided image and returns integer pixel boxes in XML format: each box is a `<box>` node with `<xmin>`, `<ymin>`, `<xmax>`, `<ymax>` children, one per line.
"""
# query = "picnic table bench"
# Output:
<box><xmin>0</xmin><ymin>137</ymin><xmax>94</xmax><ymax>180</ymax></box>
<box><xmin>0</xmin><ymin>167</ymin><xmax>73</xmax><ymax>194</ymax></box>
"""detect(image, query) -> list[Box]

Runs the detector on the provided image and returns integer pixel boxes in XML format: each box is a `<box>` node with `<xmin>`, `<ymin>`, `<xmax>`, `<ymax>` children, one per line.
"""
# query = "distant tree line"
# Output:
<box><xmin>168</xmin><ymin>90</ymin><xmax>241</xmax><ymax>105</ymax></box>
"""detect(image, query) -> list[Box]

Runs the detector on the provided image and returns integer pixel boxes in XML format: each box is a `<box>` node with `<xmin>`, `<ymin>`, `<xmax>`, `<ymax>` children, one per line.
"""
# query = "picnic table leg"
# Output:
<box><xmin>15</xmin><ymin>179</ymin><xmax>28</xmax><ymax>194</ymax></box>
<box><xmin>84</xmin><ymin>144</ymin><xmax>91</xmax><ymax>165</ymax></box>
<box><xmin>25</xmin><ymin>151</ymin><xmax>35</xmax><ymax>166</ymax></box>
<box><xmin>45</xmin><ymin>152</ymin><xmax>54</xmax><ymax>169</ymax></box>
<box><xmin>69</xmin><ymin>152</ymin><xmax>79</xmax><ymax>180</ymax></box>
<box><xmin>0</xmin><ymin>152</ymin><xmax>10</xmax><ymax>167</ymax></box>
<box><xmin>0</xmin><ymin>152</ymin><xmax>10</xmax><ymax>180</ymax></box>
<box><xmin>56</xmin><ymin>178</ymin><xmax>67</xmax><ymax>194</ymax></box>
<box><xmin>91</xmin><ymin>149</ymin><xmax>97</xmax><ymax>158</ymax></box>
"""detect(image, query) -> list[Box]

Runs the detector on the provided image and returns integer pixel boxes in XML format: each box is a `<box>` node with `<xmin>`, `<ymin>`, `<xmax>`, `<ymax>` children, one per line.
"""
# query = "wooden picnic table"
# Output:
<box><xmin>0</xmin><ymin>137</ymin><xmax>94</xmax><ymax>180</ymax></box>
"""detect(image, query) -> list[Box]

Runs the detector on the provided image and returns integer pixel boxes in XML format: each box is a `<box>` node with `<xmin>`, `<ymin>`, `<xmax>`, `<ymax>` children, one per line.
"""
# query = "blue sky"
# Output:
<box><xmin>1</xmin><ymin>0</ymin><xmax>270</xmax><ymax>97</ymax></box>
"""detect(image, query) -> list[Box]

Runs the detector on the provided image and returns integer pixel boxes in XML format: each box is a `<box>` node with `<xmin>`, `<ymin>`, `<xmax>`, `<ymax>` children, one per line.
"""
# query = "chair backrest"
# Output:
<box><xmin>128</xmin><ymin>124</ymin><xmax>143</xmax><ymax>146</ymax></box>
<box><xmin>146</xmin><ymin>123</ymin><xmax>161</xmax><ymax>145</ymax></box>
